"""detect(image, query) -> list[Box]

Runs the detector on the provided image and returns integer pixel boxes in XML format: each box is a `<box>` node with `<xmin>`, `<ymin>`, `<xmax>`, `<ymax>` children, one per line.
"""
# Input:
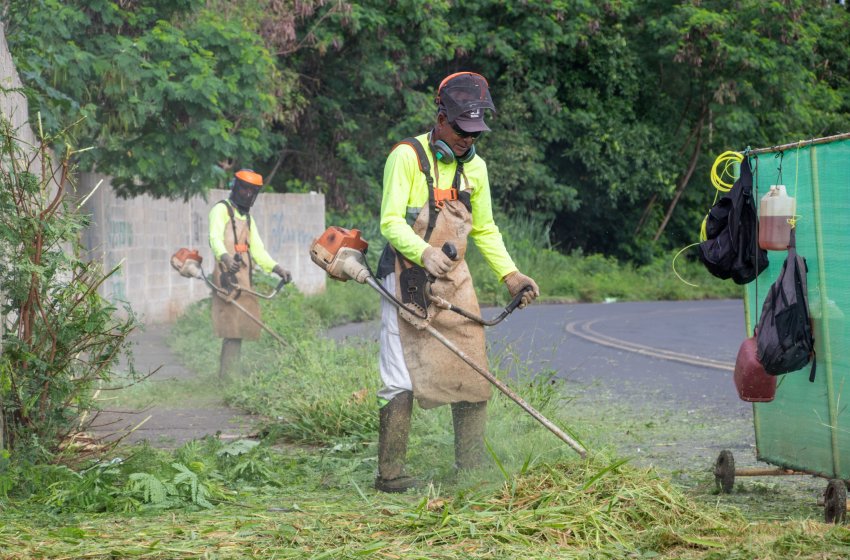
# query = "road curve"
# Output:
<box><xmin>484</xmin><ymin>299</ymin><xmax>747</xmax><ymax>411</ymax></box>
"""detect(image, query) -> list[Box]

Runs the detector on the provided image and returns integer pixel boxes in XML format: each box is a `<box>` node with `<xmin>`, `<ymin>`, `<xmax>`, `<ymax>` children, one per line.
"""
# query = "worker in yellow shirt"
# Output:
<box><xmin>372</xmin><ymin>72</ymin><xmax>539</xmax><ymax>492</ymax></box>
<box><xmin>208</xmin><ymin>169</ymin><xmax>291</xmax><ymax>381</ymax></box>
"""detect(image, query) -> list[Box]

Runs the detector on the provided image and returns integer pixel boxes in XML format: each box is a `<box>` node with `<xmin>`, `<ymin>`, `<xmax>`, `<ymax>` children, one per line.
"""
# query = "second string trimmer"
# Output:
<box><xmin>309</xmin><ymin>226</ymin><xmax>587</xmax><ymax>458</ymax></box>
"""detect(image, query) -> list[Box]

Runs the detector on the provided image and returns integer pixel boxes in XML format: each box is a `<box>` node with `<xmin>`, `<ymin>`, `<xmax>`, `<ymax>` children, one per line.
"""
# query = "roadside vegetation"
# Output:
<box><xmin>7</xmin><ymin>1</ymin><xmax>850</xmax><ymax>262</ymax></box>
<box><xmin>2</xmin><ymin>264</ymin><xmax>850</xmax><ymax>557</ymax></box>
<box><xmin>2</xmin><ymin>204</ymin><xmax>845</xmax><ymax>558</ymax></box>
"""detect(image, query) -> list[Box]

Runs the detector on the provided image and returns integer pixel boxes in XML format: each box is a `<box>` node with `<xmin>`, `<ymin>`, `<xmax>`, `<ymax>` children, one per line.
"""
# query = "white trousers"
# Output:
<box><xmin>378</xmin><ymin>273</ymin><xmax>413</xmax><ymax>403</ymax></box>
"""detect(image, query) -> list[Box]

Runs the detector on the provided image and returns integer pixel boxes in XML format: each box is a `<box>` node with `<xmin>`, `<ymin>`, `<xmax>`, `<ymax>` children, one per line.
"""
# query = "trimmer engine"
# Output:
<box><xmin>171</xmin><ymin>248</ymin><xmax>203</xmax><ymax>279</ymax></box>
<box><xmin>309</xmin><ymin>226</ymin><xmax>371</xmax><ymax>283</ymax></box>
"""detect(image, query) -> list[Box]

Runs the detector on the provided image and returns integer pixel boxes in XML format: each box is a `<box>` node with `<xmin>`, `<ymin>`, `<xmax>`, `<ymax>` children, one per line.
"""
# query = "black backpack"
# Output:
<box><xmin>756</xmin><ymin>229</ymin><xmax>816</xmax><ymax>381</ymax></box>
<box><xmin>698</xmin><ymin>156</ymin><xmax>768</xmax><ymax>284</ymax></box>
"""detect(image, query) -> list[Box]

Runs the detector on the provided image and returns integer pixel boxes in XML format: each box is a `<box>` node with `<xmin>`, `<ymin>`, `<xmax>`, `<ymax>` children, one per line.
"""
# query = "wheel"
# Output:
<box><xmin>824</xmin><ymin>479</ymin><xmax>847</xmax><ymax>524</ymax></box>
<box><xmin>714</xmin><ymin>450</ymin><xmax>735</xmax><ymax>493</ymax></box>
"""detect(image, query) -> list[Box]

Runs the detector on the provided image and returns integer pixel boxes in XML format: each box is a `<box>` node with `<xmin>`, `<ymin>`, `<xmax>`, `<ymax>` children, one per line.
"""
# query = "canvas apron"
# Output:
<box><xmin>211</xmin><ymin>208</ymin><xmax>261</xmax><ymax>340</ymax></box>
<box><xmin>395</xmin><ymin>197</ymin><xmax>492</xmax><ymax>409</ymax></box>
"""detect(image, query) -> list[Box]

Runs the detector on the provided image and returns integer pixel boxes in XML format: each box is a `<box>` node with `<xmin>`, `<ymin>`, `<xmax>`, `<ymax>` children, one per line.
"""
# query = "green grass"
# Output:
<box><xmin>1</xmin><ymin>378</ymin><xmax>847</xmax><ymax>559</ymax></box>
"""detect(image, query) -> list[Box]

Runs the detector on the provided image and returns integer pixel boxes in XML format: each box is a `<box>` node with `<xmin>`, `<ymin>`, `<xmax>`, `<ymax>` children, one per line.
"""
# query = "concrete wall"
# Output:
<box><xmin>0</xmin><ymin>22</ymin><xmax>37</xmax><ymax>152</ymax></box>
<box><xmin>79</xmin><ymin>173</ymin><xmax>326</xmax><ymax>324</ymax></box>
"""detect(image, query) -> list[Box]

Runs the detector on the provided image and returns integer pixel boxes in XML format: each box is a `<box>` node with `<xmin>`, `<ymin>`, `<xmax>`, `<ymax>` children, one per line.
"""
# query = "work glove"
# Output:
<box><xmin>272</xmin><ymin>264</ymin><xmax>292</xmax><ymax>283</ymax></box>
<box><xmin>220</xmin><ymin>253</ymin><xmax>240</xmax><ymax>274</ymax></box>
<box><xmin>422</xmin><ymin>245</ymin><xmax>453</xmax><ymax>278</ymax></box>
<box><xmin>503</xmin><ymin>270</ymin><xmax>540</xmax><ymax>309</ymax></box>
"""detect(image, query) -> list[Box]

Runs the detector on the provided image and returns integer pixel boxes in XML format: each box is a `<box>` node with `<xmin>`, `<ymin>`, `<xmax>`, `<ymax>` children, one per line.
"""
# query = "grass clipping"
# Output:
<box><xmin>0</xmin><ymin>454</ymin><xmax>743</xmax><ymax>559</ymax></box>
<box><xmin>372</xmin><ymin>456</ymin><xmax>739</xmax><ymax>557</ymax></box>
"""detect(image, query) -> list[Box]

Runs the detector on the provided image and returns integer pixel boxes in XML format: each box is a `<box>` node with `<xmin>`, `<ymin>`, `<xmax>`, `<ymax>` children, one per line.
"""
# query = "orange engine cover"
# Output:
<box><xmin>171</xmin><ymin>248</ymin><xmax>203</xmax><ymax>266</ymax></box>
<box><xmin>313</xmin><ymin>226</ymin><xmax>368</xmax><ymax>258</ymax></box>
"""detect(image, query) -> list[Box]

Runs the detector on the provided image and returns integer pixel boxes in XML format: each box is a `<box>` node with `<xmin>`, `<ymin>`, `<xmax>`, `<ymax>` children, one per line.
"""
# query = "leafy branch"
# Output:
<box><xmin>0</xmin><ymin>117</ymin><xmax>139</xmax><ymax>454</ymax></box>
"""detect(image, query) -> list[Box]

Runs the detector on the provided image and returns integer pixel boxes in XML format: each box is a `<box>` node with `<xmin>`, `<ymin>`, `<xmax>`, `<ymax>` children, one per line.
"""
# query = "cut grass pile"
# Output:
<box><xmin>4</xmin><ymin>446</ymin><xmax>850</xmax><ymax>559</ymax></box>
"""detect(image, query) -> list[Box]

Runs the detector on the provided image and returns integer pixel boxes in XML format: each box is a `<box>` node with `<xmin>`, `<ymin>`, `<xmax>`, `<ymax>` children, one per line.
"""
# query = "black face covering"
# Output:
<box><xmin>230</xmin><ymin>177</ymin><xmax>260</xmax><ymax>211</ymax></box>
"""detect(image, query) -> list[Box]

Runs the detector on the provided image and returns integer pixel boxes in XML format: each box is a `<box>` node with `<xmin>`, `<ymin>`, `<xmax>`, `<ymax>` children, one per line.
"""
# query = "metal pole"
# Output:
<box><xmin>424</xmin><ymin>323</ymin><xmax>587</xmax><ymax>458</ymax></box>
<box><xmin>202</xmin><ymin>270</ymin><xmax>290</xmax><ymax>347</ymax></box>
<box><xmin>366</xmin><ymin>277</ymin><xmax>588</xmax><ymax>458</ymax></box>
<box><xmin>734</xmin><ymin>468</ymin><xmax>800</xmax><ymax>477</ymax></box>
<box><xmin>212</xmin><ymin>292</ymin><xmax>289</xmax><ymax>347</ymax></box>
<box><xmin>810</xmin><ymin>146</ymin><xmax>842</xmax><ymax>478</ymax></box>
<box><xmin>741</xmin><ymin>132</ymin><xmax>850</xmax><ymax>156</ymax></box>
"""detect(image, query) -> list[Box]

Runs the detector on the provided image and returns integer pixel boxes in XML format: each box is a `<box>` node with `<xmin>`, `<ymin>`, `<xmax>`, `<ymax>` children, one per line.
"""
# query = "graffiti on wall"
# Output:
<box><xmin>108</xmin><ymin>220</ymin><xmax>133</xmax><ymax>248</ymax></box>
<box><xmin>192</xmin><ymin>211</ymin><xmax>204</xmax><ymax>245</ymax></box>
<box><xmin>105</xmin><ymin>256</ymin><xmax>127</xmax><ymax>301</ymax></box>
<box><xmin>268</xmin><ymin>212</ymin><xmax>319</xmax><ymax>253</ymax></box>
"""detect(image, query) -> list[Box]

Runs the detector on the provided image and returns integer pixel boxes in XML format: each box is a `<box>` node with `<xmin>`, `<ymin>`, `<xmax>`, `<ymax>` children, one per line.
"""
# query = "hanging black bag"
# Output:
<box><xmin>755</xmin><ymin>229</ymin><xmax>816</xmax><ymax>381</ymax></box>
<box><xmin>698</xmin><ymin>156</ymin><xmax>768</xmax><ymax>284</ymax></box>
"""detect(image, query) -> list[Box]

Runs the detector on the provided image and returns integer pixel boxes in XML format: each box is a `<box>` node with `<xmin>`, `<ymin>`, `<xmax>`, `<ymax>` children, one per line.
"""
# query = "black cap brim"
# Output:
<box><xmin>453</xmin><ymin>114</ymin><xmax>491</xmax><ymax>132</ymax></box>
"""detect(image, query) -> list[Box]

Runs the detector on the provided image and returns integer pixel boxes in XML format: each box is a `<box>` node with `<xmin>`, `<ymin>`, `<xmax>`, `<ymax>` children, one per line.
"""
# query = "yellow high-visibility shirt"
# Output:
<box><xmin>380</xmin><ymin>132</ymin><xmax>517</xmax><ymax>281</ymax></box>
<box><xmin>208</xmin><ymin>201</ymin><xmax>277</xmax><ymax>273</ymax></box>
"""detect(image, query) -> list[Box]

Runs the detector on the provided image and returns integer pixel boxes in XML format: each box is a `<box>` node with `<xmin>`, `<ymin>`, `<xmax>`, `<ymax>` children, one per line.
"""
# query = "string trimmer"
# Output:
<box><xmin>309</xmin><ymin>226</ymin><xmax>587</xmax><ymax>458</ymax></box>
<box><xmin>170</xmin><ymin>248</ymin><xmax>290</xmax><ymax>346</ymax></box>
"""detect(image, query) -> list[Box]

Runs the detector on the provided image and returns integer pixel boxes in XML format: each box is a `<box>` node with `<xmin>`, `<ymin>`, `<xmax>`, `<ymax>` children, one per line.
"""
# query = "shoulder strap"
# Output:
<box><xmin>220</xmin><ymin>200</ymin><xmax>251</xmax><ymax>249</ymax></box>
<box><xmin>219</xmin><ymin>199</ymin><xmax>254</xmax><ymax>284</ymax></box>
<box><xmin>394</xmin><ymin>137</ymin><xmax>432</xmax><ymax>178</ymax></box>
<box><xmin>395</xmin><ymin>137</ymin><xmax>439</xmax><ymax>242</ymax></box>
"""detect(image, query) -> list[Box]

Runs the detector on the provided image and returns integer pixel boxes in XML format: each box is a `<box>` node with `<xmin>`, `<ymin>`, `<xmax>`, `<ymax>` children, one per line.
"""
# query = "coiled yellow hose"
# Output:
<box><xmin>674</xmin><ymin>150</ymin><xmax>744</xmax><ymax>287</ymax></box>
<box><xmin>700</xmin><ymin>151</ymin><xmax>744</xmax><ymax>241</ymax></box>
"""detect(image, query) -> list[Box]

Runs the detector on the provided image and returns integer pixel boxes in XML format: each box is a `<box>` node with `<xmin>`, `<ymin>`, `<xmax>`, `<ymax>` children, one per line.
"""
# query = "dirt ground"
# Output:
<box><xmin>88</xmin><ymin>326</ymin><xmax>259</xmax><ymax>448</ymax></box>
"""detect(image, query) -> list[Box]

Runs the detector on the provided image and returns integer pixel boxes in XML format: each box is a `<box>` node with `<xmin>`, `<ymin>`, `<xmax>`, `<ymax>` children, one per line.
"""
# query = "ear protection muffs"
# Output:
<box><xmin>431</xmin><ymin>137</ymin><xmax>476</xmax><ymax>165</ymax></box>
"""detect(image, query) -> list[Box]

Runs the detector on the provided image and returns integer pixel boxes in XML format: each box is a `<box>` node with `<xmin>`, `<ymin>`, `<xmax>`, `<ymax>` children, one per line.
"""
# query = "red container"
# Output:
<box><xmin>734</xmin><ymin>335</ymin><xmax>776</xmax><ymax>402</ymax></box>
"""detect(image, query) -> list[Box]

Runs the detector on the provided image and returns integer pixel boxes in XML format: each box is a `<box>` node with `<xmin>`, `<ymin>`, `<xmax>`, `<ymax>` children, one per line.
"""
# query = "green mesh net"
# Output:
<box><xmin>743</xmin><ymin>136</ymin><xmax>850</xmax><ymax>478</ymax></box>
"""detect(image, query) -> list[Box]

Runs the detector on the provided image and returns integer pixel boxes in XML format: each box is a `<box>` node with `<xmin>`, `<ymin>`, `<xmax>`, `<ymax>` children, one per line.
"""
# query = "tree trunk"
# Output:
<box><xmin>634</xmin><ymin>193</ymin><xmax>658</xmax><ymax>236</ymax></box>
<box><xmin>1</xmin><ymin>297</ymin><xmax>4</xmax><ymax>450</ymax></box>
<box><xmin>653</xmin><ymin>120</ymin><xmax>705</xmax><ymax>242</ymax></box>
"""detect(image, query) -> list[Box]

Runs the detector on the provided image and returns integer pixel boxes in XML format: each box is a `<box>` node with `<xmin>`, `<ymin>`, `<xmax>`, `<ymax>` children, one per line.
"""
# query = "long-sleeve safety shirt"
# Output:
<box><xmin>380</xmin><ymin>131</ymin><xmax>517</xmax><ymax>281</ymax></box>
<box><xmin>208</xmin><ymin>201</ymin><xmax>277</xmax><ymax>273</ymax></box>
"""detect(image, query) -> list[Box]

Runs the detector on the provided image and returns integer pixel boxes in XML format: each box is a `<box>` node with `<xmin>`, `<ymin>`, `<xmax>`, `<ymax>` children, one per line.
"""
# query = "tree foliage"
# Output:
<box><xmin>269</xmin><ymin>0</ymin><xmax>850</xmax><ymax>260</ymax></box>
<box><xmin>4</xmin><ymin>0</ymin><xmax>280</xmax><ymax>198</ymax></box>
<box><xmin>6</xmin><ymin>0</ymin><xmax>850</xmax><ymax>259</ymax></box>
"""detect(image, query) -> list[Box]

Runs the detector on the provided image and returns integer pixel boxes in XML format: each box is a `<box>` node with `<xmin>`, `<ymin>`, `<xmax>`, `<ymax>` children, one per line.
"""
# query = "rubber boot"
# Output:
<box><xmin>219</xmin><ymin>338</ymin><xmax>242</xmax><ymax>382</ymax></box>
<box><xmin>451</xmin><ymin>400</ymin><xmax>488</xmax><ymax>471</ymax></box>
<box><xmin>375</xmin><ymin>391</ymin><xmax>417</xmax><ymax>493</ymax></box>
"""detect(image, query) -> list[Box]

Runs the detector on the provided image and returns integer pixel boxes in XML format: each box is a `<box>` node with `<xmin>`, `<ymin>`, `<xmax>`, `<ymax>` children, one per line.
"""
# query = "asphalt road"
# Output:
<box><xmin>485</xmin><ymin>299</ymin><xmax>749</xmax><ymax>413</ymax></box>
<box><xmin>331</xmin><ymin>298</ymin><xmax>750</xmax><ymax>415</ymax></box>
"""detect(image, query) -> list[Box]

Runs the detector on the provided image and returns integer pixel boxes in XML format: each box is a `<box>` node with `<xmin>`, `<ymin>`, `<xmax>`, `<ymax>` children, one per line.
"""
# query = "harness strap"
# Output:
<box><xmin>434</xmin><ymin>186</ymin><xmax>458</xmax><ymax>208</ymax></box>
<box><xmin>382</xmin><ymin>137</ymin><xmax>471</xmax><ymax>278</ymax></box>
<box><xmin>395</xmin><ymin>138</ymin><xmax>439</xmax><ymax>242</ymax></box>
<box><xmin>218</xmin><ymin>200</ymin><xmax>253</xmax><ymax>284</ymax></box>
